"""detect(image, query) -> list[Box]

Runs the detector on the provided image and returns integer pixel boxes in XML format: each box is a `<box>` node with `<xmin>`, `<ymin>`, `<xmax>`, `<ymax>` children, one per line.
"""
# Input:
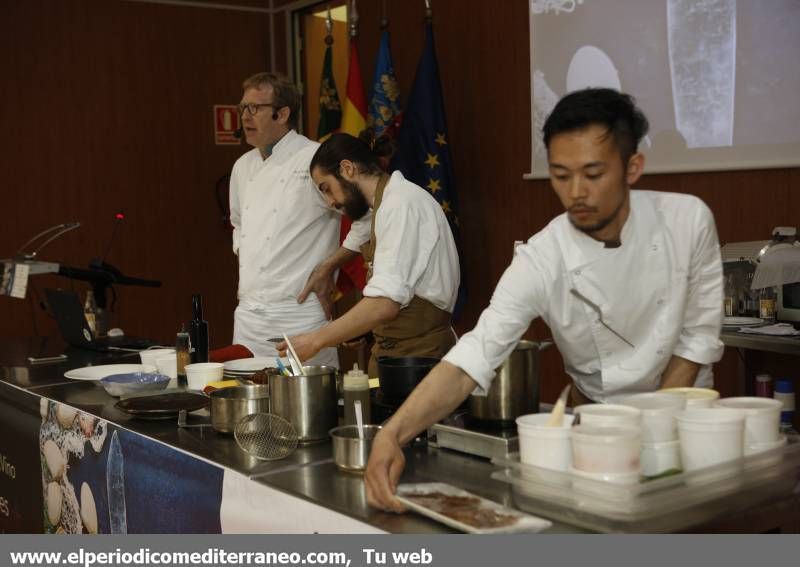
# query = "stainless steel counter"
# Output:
<box><xmin>0</xmin><ymin>338</ymin><xmax>581</xmax><ymax>534</ymax></box>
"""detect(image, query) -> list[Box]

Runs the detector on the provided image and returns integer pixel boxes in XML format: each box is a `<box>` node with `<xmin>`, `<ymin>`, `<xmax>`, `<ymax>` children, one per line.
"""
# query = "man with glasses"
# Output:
<box><xmin>229</xmin><ymin>72</ymin><xmax>368</xmax><ymax>366</ymax></box>
<box><xmin>365</xmin><ymin>88</ymin><xmax>724</xmax><ymax>512</ymax></box>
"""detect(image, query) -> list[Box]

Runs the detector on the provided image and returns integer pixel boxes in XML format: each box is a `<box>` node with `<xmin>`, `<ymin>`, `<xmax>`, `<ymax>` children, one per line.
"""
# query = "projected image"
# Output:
<box><xmin>529</xmin><ymin>0</ymin><xmax>800</xmax><ymax>174</ymax></box>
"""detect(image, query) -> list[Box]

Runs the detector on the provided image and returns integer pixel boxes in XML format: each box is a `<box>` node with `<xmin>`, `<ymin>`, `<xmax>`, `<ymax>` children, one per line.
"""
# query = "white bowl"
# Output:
<box><xmin>571</xmin><ymin>425</ymin><xmax>641</xmax><ymax>474</ymax></box>
<box><xmin>640</xmin><ymin>439</ymin><xmax>681</xmax><ymax>477</ymax></box>
<box><xmin>619</xmin><ymin>392</ymin><xmax>685</xmax><ymax>443</ymax></box>
<box><xmin>185</xmin><ymin>362</ymin><xmax>224</xmax><ymax>390</ymax></box>
<box><xmin>715</xmin><ymin>397</ymin><xmax>782</xmax><ymax>445</ymax></box>
<box><xmin>659</xmin><ymin>387</ymin><xmax>720</xmax><ymax>408</ymax></box>
<box><xmin>676</xmin><ymin>408</ymin><xmax>745</xmax><ymax>471</ymax></box>
<box><xmin>574</xmin><ymin>404</ymin><xmax>642</xmax><ymax>428</ymax></box>
<box><xmin>140</xmin><ymin>348</ymin><xmax>176</xmax><ymax>368</ymax></box>
<box><xmin>516</xmin><ymin>413</ymin><xmax>575</xmax><ymax>471</ymax></box>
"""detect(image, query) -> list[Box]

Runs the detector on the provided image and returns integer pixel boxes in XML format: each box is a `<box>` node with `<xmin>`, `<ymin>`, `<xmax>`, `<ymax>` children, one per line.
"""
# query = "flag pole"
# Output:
<box><xmin>325</xmin><ymin>5</ymin><xmax>333</xmax><ymax>45</ymax></box>
<box><xmin>349</xmin><ymin>0</ymin><xmax>359</xmax><ymax>37</ymax></box>
<box><xmin>381</xmin><ymin>0</ymin><xmax>388</xmax><ymax>30</ymax></box>
<box><xmin>424</xmin><ymin>0</ymin><xmax>432</xmax><ymax>21</ymax></box>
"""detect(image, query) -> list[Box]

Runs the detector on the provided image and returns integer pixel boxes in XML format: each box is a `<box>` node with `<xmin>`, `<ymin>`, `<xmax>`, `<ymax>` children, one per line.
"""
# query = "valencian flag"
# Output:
<box><xmin>317</xmin><ymin>41</ymin><xmax>342</xmax><ymax>141</ymax></box>
<box><xmin>391</xmin><ymin>20</ymin><xmax>465</xmax><ymax>316</ymax></box>
<box><xmin>334</xmin><ymin>36</ymin><xmax>369</xmax><ymax>295</ymax></box>
<box><xmin>367</xmin><ymin>29</ymin><xmax>402</xmax><ymax>139</ymax></box>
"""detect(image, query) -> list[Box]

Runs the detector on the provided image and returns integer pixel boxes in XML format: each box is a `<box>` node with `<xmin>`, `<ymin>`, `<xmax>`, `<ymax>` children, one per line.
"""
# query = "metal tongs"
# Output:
<box><xmin>282</xmin><ymin>333</ymin><xmax>306</xmax><ymax>376</ymax></box>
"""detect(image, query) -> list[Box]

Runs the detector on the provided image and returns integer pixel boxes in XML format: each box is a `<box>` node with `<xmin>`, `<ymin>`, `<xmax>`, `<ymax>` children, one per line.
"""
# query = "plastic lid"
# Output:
<box><xmin>755</xmin><ymin>374</ymin><xmax>772</xmax><ymax>382</ymax></box>
<box><xmin>775</xmin><ymin>379</ymin><xmax>795</xmax><ymax>394</ymax></box>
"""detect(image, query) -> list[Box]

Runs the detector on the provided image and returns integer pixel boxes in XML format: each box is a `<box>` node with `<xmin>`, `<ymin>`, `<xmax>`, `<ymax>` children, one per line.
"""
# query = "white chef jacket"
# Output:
<box><xmin>229</xmin><ymin>130</ymin><xmax>370</xmax><ymax>364</ymax></box>
<box><xmin>344</xmin><ymin>171</ymin><xmax>460</xmax><ymax>312</ymax></box>
<box><xmin>444</xmin><ymin>190</ymin><xmax>724</xmax><ymax>402</ymax></box>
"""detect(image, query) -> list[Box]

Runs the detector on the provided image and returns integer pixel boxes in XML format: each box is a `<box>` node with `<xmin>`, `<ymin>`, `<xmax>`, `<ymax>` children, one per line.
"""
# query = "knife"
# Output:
<box><xmin>106</xmin><ymin>430</ymin><xmax>128</xmax><ymax>534</ymax></box>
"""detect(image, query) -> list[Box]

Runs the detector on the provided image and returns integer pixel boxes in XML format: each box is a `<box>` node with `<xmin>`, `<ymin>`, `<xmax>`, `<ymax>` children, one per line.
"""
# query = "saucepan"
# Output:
<box><xmin>208</xmin><ymin>385</ymin><xmax>270</xmax><ymax>433</ymax></box>
<box><xmin>469</xmin><ymin>340</ymin><xmax>551</xmax><ymax>423</ymax></box>
<box><xmin>376</xmin><ymin>356</ymin><xmax>440</xmax><ymax>402</ymax></box>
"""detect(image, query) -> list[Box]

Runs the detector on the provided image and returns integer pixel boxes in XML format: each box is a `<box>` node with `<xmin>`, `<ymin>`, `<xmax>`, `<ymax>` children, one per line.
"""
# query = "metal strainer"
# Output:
<box><xmin>234</xmin><ymin>413</ymin><xmax>298</xmax><ymax>461</ymax></box>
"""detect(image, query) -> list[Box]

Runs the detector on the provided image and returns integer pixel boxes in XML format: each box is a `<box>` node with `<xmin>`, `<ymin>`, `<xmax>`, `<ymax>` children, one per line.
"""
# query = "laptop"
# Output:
<box><xmin>45</xmin><ymin>288</ymin><xmax>154</xmax><ymax>351</ymax></box>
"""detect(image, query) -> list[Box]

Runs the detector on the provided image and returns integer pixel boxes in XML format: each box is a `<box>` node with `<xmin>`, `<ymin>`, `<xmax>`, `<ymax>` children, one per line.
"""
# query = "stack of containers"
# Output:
<box><xmin>570</xmin><ymin>404</ymin><xmax>642</xmax><ymax>486</ymax></box>
<box><xmin>619</xmin><ymin>393</ymin><xmax>685</xmax><ymax>476</ymax></box>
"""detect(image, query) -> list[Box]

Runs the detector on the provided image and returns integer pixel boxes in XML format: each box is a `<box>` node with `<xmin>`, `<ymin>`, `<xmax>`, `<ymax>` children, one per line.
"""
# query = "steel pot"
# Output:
<box><xmin>209</xmin><ymin>385</ymin><xmax>270</xmax><ymax>433</ymax></box>
<box><xmin>269</xmin><ymin>365</ymin><xmax>338</xmax><ymax>444</ymax></box>
<box><xmin>377</xmin><ymin>356</ymin><xmax>439</xmax><ymax>401</ymax></box>
<box><xmin>468</xmin><ymin>340</ymin><xmax>551</xmax><ymax>423</ymax></box>
<box><xmin>330</xmin><ymin>424</ymin><xmax>382</xmax><ymax>472</ymax></box>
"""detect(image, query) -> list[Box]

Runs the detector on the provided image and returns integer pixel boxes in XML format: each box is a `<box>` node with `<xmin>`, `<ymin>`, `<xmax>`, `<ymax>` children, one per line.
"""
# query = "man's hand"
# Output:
<box><xmin>298</xmin><ymin>262</ymin><xmax>336</xmax><ymax>320</ymax></box>
<box><xmin>365</xmin><ymin>429</ymin><xmax>407</xmax><ymax>513</ymax></box>
<box><xmin>276</xmin><ymin>332</ymin><xmax>323</xmax><ymax>363</ymax></box>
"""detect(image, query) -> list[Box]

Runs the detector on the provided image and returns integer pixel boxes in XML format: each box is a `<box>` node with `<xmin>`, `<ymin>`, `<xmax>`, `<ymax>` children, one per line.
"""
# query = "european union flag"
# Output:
<box><xmin>391</xmin><ymin>21</ymin><xmax>465</xmax><ymax>317</ymax></box>
<box><xmin>367</xmin><ymin>29</ymin><xmax>402</xmax><ymax>139</ymax></box>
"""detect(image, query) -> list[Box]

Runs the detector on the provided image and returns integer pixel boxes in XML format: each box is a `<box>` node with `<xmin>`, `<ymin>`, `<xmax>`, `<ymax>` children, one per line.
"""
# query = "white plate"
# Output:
<box><xmin>723</xmin><ymin>317</ymin><xmax>764</xmax><ymax>327</ymax></box>
<box><xmin>223</xmin><ymin>357</ymin><xmax>286</xmax><ymax>372</ymax></box>
<box><xmin>396</xmin><ymin>482</ymin><xmax>552</xmax><ymax>534</ymax></box>
<box><xmin>64</xmin><ymin>364</ymin><xmax>156</xmax><ymax>381</ymax></box>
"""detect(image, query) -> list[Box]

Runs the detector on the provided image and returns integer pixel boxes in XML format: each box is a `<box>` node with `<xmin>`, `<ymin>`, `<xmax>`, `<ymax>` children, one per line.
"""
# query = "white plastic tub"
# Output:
<box><xmin>676</xmin><ymin>408</ymin><xmax>745</xmax><ymax>471</ymax></box>
<box><xmin>516</xmin><ymin>413</ymin><xmax>575</xmax><ymax>471</ymax></box>
<box><xmin>571</xmin><ymin>425</ymin><xmax>641</xmax><ymax>474</ymax></box>
<box><xmin>715</xmin><ymin>397</ymin><xmax>782</xmax><ymax>446</ymax></box>
<box><xmin>140</xmin><ymin>348</ymin><xmax>176</xmax><ymax>368</ymax></box>
<box><xmin>574</xmin><ymin>404</ymin><xmax>642</xmax><ymax>428</ymax></box>
<box><xmin>619</xmin><ymin>392</ymin><xmax>685</xmax><ymax>443</ymax></box>
<box><xmin>185</xmin><ymin>362</ymin><xmax>223</xmax><ymax>390</ymax></box>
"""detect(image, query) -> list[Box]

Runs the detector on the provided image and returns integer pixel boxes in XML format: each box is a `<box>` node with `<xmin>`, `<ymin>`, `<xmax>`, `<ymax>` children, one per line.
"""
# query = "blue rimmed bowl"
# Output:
<box><xmin>100</xmin><ymin>372</ymin><xmax>171</xmax><ymax>397</ymax></box>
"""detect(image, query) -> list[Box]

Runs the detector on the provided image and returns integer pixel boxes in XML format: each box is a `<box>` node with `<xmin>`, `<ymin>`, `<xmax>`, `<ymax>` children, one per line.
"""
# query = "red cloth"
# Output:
<box><xmin>209</xmin><ymin>344</ymin><xmax>252</xmax><ymax>363</ymax></box>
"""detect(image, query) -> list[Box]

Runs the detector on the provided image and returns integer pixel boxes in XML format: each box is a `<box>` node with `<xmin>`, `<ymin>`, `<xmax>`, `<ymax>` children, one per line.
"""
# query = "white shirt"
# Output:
<box><xmin>229</xmin><ymin>131</ymin><xmax>369</xmax><ymax>363</ymax></box>
<box><xmin>444</xmin><ymin>190</ymin><xmax>724</xmax><ymax>402</ymax></box>
<box><xmin>352</xmin><ymin>171</ymin><xmax>460</xmax><ymax>312</ymax></box>
<box><xmin>230</xmin><ymin>130</ymin><xmax>346</xmax><ymax>305</ymax></box>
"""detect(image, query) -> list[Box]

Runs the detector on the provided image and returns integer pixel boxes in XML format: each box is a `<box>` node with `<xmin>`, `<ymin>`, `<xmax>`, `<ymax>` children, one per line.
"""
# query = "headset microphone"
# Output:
<box><xmin>233</xmin><ymin>127</ymin><xmax>243</xmax><ymax>139</ymax></box>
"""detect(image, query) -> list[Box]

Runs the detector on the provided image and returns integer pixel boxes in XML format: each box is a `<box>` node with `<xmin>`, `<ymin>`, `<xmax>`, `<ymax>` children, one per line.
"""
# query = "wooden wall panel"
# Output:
<box><xmin>0</xmin><ymin>0</ymin><xmax>275</xmax><ymax>346</ymax></box>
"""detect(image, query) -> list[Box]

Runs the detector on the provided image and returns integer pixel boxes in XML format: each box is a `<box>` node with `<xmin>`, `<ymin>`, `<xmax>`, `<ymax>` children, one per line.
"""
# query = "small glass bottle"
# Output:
<box><xmin>723</xmin><ymin>274</ymin><xmax>736</xmax><ymax>317</ymax></box>
<box><xmin>755</xmin><ymin>373</ymin><xmax>773</xmax><ymax>398</ymax></box>
<box><xmin>759</xmin><ymin>286</ymin><xmax>777</xmax><ymax>321</ymax></box>
<box><xmin>343</xmin><ymin>363</ymin><xmax>371</xmax><ymax>426</ymax></box>
<box><xmin>84</xmin><ymin>290</ymin><xmax>98</xmax><ymax>335</ymax></box>
<box><xmin>176</xmin><ymin>324</ymin><xmax>191</xmax><ymax>388</ymax></box>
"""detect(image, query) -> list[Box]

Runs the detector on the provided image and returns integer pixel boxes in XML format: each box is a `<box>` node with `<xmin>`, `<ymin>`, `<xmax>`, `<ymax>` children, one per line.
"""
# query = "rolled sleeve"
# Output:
<box><xmin>673</xmin><ymin>203</ymin><xmax>724</xmax><ymax>364</ymax></box>
<box><xmin>362</xmin><ymin>204</ymin><xmax>436</xmax><ymax>308</ymax></box>
<box><xmin>342</xmin><ymin>212</ymin><xmax>372</xmax><ymax>252</ymax></box>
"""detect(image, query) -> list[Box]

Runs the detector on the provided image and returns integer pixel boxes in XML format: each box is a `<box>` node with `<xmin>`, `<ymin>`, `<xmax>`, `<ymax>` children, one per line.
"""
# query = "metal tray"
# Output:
<box><xmin>115</xmin><ymin>392</ymin><xmax>209</xmax><ymax>420</ymax></box>
<box><xmin>491</xmin><ymin>436</ymin><xmax>800</xmax><ymax>533</ymax></box>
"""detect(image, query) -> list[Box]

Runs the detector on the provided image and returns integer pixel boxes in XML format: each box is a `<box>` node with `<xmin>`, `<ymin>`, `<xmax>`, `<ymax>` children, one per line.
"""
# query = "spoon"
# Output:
<box><xmin>354</xmin><ymin>400</ymin><xmax>364</xmax><ymax>440</ymax></box>
<box><xmin>545</xmin><ymin>383</ymin><xmax>571</xmax><ymax>427</ymax></box>
<box><xmin>282</xmin><ymin>333</ymin><xmax>306</xmax><ymax>376</ymax></box>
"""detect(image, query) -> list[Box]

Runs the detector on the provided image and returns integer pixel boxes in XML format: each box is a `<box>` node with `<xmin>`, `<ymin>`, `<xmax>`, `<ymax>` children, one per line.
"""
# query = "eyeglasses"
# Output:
<box><xmin>237</xmin><ymin>102</ymin><xmax>279</xmax><ymax>116</ymax></box>
<box><xmin>569</xmin><ymin>288</ymin><xmax>635</xmax><ymax>348</ymax></box>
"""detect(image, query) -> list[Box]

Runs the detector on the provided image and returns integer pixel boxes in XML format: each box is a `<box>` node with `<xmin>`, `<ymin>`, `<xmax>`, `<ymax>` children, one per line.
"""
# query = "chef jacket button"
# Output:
<box><xmin>657</xmin><ymin>299</ymin><xmax>664</xmax><ymax>305</ymax></box>
<box><xmin>574</xmin><ymin>270</ymin><xmax>581</xmax><ymax>276</ymax></box>
<box><xmin>651</xmin><ymin>245</ymin><xmax>658</xmax><ymax>251</ymax></box>
<box><xmin>272</xmin><ymin>208</ymin><xmax>277</xmax><ymax>213</ymax></box>
<box><xmin>657</xmin><ymin>349</ymin><xmax>664</xmax><ymax>355</ymax></box>
<box><xmin>605</xmin><ymin>352</ymin><xmax>612</xmax><ymax>357</ymax></box>
<box><xmin>280</xmin><ymin>178</ymin><xmax>286</xmax><ymax>183</ymax></box>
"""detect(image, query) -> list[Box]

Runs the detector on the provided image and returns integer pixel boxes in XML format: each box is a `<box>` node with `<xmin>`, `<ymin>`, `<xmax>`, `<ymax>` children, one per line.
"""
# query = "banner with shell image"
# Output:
<box><xmin>39</xmin><ymin>399</ymin><xmax>223</xmax><ymax>534</ymax></box>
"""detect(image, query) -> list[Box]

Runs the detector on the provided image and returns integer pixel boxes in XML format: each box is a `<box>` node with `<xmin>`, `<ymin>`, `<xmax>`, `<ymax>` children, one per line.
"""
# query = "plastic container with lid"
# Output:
<box><xmin>343</xmin><ymin>364</ymin><xmax>370</xmax><ymax>426</ymax></box>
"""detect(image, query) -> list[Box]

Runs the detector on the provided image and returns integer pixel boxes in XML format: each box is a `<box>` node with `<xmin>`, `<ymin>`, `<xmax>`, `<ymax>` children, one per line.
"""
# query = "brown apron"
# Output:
<box><xmin>361</xmin><ymin>174</ymin><xmax>456</xmax><ymax>378</ymax></box>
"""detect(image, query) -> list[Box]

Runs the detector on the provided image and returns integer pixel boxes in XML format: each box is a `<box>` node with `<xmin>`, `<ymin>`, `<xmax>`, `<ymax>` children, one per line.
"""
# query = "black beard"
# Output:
<box><xmin>568</xmin><ymin>192</ymin><xmax>627</xmax><ymax>236</ymax></box>
<box><xmin>339</xmin><ymin>177</ymin><xmax>370</xmax><ymax>220</ymax></box>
